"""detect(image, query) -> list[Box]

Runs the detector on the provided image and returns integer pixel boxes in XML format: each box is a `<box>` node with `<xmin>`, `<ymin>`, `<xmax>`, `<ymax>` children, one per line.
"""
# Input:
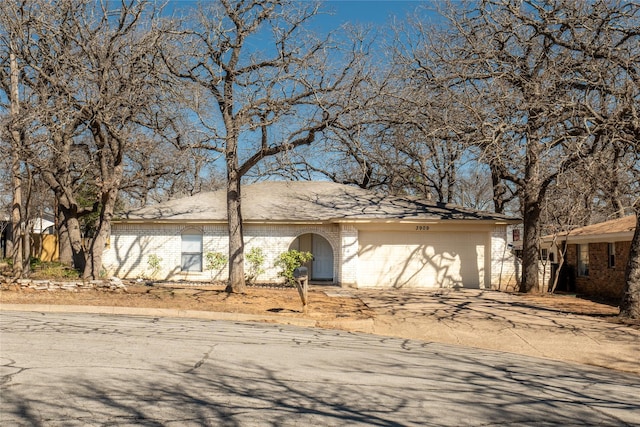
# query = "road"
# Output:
<box><xmin>1</xmin><ymin>311</ymin><xmax>639</xmax><ymax>426</ymax></box>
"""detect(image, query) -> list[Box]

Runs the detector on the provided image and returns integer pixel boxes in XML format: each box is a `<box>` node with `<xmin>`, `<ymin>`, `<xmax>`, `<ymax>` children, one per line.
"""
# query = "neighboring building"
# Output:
<box><xmin>1</xmin><ymin>213</ymin><xmax>58</xmax><ymax>262</ymax></box>
<box><xmin>32</xmin><ymin>214</ymin><xmax>55</xmax><ymax>234</ymax></box>
<box><xmin>103</xmin><ymin>181</ymin><xmax>521</xmax><ymax>289</ymax></box>
<box><xmin>507</xmin><ymin>223</ymin><xmax>524</xmax><ymax>256</ymax></box>
<box><xmin>1</xmin><ymin>214</ymin><xmax>9</xmax><ymax>259</ymax></box>
<box><xmin>544</xmin><ymin>215</ymin><xmax>636</xmax><ymax>301</ymax></box>
<box><xmin>30</xmin><ymin>213</ymin><xmax>58</xmax><ymax>262</ymax></box>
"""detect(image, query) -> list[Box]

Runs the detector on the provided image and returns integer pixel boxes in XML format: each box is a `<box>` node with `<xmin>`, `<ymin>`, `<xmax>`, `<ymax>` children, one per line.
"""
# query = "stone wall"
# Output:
<box><xmin>4</xmin><ymin>277</ymin><xmax>127</xmax><ymax>292</ymax></box>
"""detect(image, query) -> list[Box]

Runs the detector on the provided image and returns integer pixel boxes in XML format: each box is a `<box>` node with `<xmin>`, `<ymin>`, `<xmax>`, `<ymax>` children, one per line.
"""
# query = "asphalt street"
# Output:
<box><xmin>1</xmin><ymin>311</ymin><xmax>639</xmax><ymax>426</ymax></box>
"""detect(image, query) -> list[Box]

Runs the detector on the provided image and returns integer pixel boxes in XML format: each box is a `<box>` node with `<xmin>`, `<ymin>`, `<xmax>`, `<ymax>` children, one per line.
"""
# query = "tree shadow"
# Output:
<box><xmin>2</xmin><ymin>314</ymin><xmax>638</xmax><ymax>425</ymax></box>
<box><xmin>355</xmin><ymin>289</ymin><xmax>640</xmax><ymax>340</ymax></box>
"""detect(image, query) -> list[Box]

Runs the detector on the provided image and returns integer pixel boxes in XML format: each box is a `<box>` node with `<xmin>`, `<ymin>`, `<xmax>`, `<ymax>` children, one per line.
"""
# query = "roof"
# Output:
<box><xmin>545</xmin><ymin>215</ymin><xmax>637</xmax><ymax>243</ymax></box>
<box><xmin>119</xmin><ymin>181</ymin><xmax>518</xmax><ymax>224</ymax></box>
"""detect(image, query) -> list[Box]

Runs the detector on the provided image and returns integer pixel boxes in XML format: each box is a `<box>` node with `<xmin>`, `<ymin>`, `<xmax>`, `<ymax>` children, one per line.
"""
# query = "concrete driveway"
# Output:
<box><xmin>347</xmin><ymin>288</ymin><xmax>640</xmax><ymax>375</ymax></box>
<box><xmin>2</xmin><ymin>311</ymin><xmax>639</xmax><ymax>426</ymax></box>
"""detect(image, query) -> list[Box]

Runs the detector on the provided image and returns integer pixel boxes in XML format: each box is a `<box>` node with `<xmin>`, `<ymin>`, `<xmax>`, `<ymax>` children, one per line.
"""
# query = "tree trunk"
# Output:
<box><xmin>225</xmin><ymin>171</ymin><xmax>246</xmax><ymax>293</ymax></box>
<box><xmin>57</xmin><ymin>204</ymin><xmax>85</xmax><ymax>273</ymax></box>
<box><xmin>619</xmin><ymin>210</ymin><xmax>640</xmax><ymax>319</ymax></box>
<box><xmin>84</xmin><ymin>186</ymin><xmax>119</xmax><ymax>280</ymax></box>
<box><xmin>550</xmin><ymin>240</ymin><xmax>566</xmax><ymax>294</ymax></box>
<box><xmin>520</xmin><ymin>191</ymin><xmax>542</xmax><ymax>293</ymax></box>
<box><xmin>11</xmin><ymin>160</ymin><xmax>24</xmax><ymax>278</ymax></box>
<box><xmin>56</xmin><ymin>207</ymin><xmax>72</xmax><ymax>265</ymax></box>
<box><xmin>490</xmin><ymin>163</ymin><xmax>506</xmax><ymax>214</ymax></box>
<box><xmin>9</xmin><ymin>48</ymin><xmax>26</xmax><ymax>278</ymax></box>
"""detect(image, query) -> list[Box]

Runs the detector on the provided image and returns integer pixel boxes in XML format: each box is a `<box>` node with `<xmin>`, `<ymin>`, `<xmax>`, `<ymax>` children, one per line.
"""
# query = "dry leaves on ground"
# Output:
<box><xmin>0</xmin><ymin>283</ymin><xmax>374</xmax><ymax>322</ymax></box>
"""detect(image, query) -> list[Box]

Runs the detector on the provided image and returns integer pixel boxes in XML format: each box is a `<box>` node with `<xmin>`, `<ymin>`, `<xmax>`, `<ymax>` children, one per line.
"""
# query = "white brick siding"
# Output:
<box><xmin>338</xmin><ymin>224</ymin><xmax>358</xmax><ymax>287</ymax></box>
<box><xmin>103</xmin><ymin>222</ymin><xmax>341</xmax><ymax>284</ymax></box>
<box><xmin>490</xmin><ymin>226</ymin><xmax>521</xmax><ymax>291</ymax></box>
<box><xmin>104</xmin><ymin>221</ymin><xmax>519</xmax><ymax>289</ymax></box>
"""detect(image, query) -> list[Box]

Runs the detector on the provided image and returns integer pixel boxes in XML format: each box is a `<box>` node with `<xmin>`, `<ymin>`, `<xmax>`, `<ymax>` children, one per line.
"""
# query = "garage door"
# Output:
<box><xmin>357</xmin><ymin>231</ymin><xmax>487</xmax><ymax>288</ymax></box>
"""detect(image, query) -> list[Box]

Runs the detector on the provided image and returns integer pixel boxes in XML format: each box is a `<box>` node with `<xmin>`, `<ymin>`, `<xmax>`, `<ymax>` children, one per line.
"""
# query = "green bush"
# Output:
<box><xmin>146</xmin><ymin>254</ymin><xmax>162</xmax><ymax>279</ymax></box>
<box><xmin>274</xmin><ymin>250</ymin><xmax>313</xmax><ymax>285</ymax></box>
<box><xmin>245</xmin><ymin>247</ymin><xmax>265</xmax><ymax>284</ymax></box>
<box><xmin>205</xmin><ymin>251</ymin><xmax>228</xmax><ymax>279</ymax></box>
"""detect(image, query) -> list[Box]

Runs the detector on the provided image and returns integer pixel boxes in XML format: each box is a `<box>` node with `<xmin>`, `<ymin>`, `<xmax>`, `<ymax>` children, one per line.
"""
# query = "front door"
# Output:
<box><xmin>312</xmin><ymin>235</ymin><xmax>333</xmax><ymax>280</ymax></box>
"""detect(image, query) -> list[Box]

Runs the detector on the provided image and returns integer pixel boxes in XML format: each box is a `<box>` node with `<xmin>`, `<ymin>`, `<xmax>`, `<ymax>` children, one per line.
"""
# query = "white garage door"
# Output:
<box><xmin>358</xmin><ymin>231</ymin><xmax>487</xmax><ymax>288</ymax></box>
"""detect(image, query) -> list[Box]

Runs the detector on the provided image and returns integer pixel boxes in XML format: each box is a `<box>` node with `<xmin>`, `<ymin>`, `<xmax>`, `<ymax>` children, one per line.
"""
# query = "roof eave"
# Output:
<box><xmin>331</xmin><ymin>218</ymin><xmax>519</xmax><ymax>225</ymax></box>
<box><xmin>113</xmin><ymin>217</ymin><xmax>518</xmax><ymax>225</ymax></box>
<box><xmin>543</xmin><ymin>231</ymin><xmax>635</xmax><ymax>243</ymax></box>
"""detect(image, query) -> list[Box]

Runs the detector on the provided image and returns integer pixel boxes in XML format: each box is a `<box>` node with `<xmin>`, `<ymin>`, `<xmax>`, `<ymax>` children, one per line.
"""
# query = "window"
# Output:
<box><xmin>540</xmin><ymin>248</ymin><xmax>548</xmax><ymax>261</ymax></box>
<box><xmin>577</xmin><ymin>244</ymin><xmax>589</xmax><ymax>276</ymax></box>
<box><xmin>181</xmin><ymin>230</ymin><xmax>203</xmax><ymax>272</ymax></box>
<box><xmin>608</xmin><ymin>243</ymin><xmax>616</xmax><ymax>268</ymax></box>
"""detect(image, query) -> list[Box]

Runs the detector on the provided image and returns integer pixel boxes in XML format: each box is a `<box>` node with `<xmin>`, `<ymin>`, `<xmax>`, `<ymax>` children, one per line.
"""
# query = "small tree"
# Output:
<box><xmin>245</xmin><ymin>247</ymin><xmax>265</xmax><ymax>284</ymax></box>
<box><xmin>146</xmin><ymin>254</ymin><xmax>162</xmax><ymax>280</ymax></box>
<box><xmin>275</xmin><ymin>250</ymin><xmax>313</xmax><ymax>286</ymax></box>
<box><xmin>205</xmin><ymin>251</ymin><xmax>228</xmax><ymax>281</ymax></box>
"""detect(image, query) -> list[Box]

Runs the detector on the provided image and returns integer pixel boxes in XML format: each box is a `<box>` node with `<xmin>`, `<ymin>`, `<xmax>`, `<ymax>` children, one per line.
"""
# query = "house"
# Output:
<box><xmin>0</xmin><ymin>212</ymin><xmax>58</xmax><ymax>261</ymax></box>
<box><xmin>544</xmin><ymin>215</ymin><xmax>636</xmax><ymax>300</ymax></box>
<box><xmin>103</xmin><ymin>181</ymin><xmax>521</xmax><ymax>289</ymax></box>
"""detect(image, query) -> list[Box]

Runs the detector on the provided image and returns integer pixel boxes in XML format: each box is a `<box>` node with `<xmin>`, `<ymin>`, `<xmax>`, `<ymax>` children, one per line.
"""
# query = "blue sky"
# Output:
<box><xmin>165</xmin><ymin>1</ymin><xmax>438</xmax><ymax>31</ymax></box>
<box><xmin>318</xmin><ymin>1</ymin><xmax>431</xmax><ymax>27</ymax></box>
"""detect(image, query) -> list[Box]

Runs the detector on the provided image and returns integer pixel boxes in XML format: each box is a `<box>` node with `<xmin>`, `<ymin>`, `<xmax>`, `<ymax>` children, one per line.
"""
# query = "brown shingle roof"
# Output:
<box><xmin>554</xmin><ymin>215</ymin><xmax>636</xmax><ymax>240</ymax></box>
<box><xmin>120</xmin><ymin>181</ymin><xmax>517</xmax><ymax>223</ymax></box>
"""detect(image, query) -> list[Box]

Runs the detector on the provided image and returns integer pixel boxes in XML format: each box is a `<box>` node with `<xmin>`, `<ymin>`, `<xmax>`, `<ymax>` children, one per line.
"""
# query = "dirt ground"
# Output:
<box><xmin>0</xmin><ymin>283</ymin><xmax>374</xmax><ymax>321</ymax></box>
<box><xmin>0</xmin><ymin>281</ymin><xmax>622</xmax><ymax>321</ymax></box>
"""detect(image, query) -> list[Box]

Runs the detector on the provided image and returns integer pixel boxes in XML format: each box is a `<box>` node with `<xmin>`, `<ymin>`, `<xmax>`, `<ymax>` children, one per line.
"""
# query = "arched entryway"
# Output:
<box><xmin>289</xmin><ymin>233</ymin><xmax>334</xmax><ymax>283</ymax></box>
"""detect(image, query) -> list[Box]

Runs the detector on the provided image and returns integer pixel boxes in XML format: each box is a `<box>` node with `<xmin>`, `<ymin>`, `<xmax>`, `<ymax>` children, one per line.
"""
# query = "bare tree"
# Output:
<box><xmin>0</xmin><ymin>2</ymin><xmax>34</xmax><ymax>277</ymax></box>
<box><xmin>401</xmin><ymin>0</ymin><xmax>639</xmax><ymax>293</ymax></box>
<box><xmin>1</xmin><ymin>0</ymin><xmax>100</xmax><ymax>271</ymax></box>
<box><xmin>617</xmin><ymin>111</ymin><xmax>640</xmax><ymax>320</ymax></box>
<box><xmin>1</xmin><ymin>0</ymin><xmax>187</xmax><ymax>279</ymax></box>
<box><xmin>620</xmin><ymin>198</ymin><xmax>640</xmax><ymax>319</ymax></box>
<box><xmin>162</xmin><ymin>0</ymin><xmax>367</xmax><ymax>293</ymax></box>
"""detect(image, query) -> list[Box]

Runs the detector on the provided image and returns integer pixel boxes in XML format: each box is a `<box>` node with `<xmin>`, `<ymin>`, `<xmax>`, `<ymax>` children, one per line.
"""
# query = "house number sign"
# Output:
<box><xmin>415</xmin><ymin>225</ymin><xmax>430</xmax><ymax>231</ymax></box>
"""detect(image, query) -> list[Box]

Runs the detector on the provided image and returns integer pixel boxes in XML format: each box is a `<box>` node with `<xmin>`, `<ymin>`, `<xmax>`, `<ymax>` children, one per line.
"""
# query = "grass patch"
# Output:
<box><xmin>29</xmin><ymin>260</ymin><xmax>81</xmax><ymax>280</ymax></box>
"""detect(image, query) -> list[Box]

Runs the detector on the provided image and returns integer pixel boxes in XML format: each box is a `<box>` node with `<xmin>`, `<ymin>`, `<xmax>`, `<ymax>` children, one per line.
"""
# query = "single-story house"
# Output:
<box><xmin>103</xmin><ymin>181</ymin><xmax>521</xmax><ymax>289</ymax></box>
<box><xmin>543</xmin><ymin>215</ymin><xmax>636</xmax><ymax>300</ymax></box>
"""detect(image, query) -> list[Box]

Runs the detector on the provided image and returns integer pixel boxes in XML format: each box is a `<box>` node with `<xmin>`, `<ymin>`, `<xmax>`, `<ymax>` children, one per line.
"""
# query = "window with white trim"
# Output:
<box><xmin>181</xmin><ymin>230</ymin><xmax>203</xmax><ymax>272</ymax></box>
<box><xmin>577</xmin><ymin>244</ymin><xmax>589</xmax><ymax>277</ymax></box>
<box><xmin>540</xmin><ymin>248</ymin><xmax>549</xmax><ymax>261</ymax></box>
<box><xmin>608</xmin><ymin>243</ymin><xmax>615</xmax><ymax>268</ymax></box>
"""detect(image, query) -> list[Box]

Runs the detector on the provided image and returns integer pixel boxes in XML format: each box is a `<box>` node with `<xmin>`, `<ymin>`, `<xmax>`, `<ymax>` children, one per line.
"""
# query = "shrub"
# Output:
<box><xmin>205</xmin><ymin>251</ymin><xmax>228</xmax><ymax>280</ymax></box>
<box><xmin>245</xmin><ymin>247</ymin><xmax>265</xmax><ymax>284</ymax></box>
<box><xmin>146</xmin><ymin>254</ymin><xmax>162</xmax><ymax>279</ymax></box>
<box><xmin>274</xmin><ymin>250</ymin><xmax>313</xmax><ymax>285</ymax></box>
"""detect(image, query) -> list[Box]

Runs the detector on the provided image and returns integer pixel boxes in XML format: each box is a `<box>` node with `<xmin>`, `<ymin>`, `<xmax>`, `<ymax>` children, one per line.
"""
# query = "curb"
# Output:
<box><xmin>0</xmin><ymin>304</ymin><xmax>374</xmax><ymax>331</ymax></box>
